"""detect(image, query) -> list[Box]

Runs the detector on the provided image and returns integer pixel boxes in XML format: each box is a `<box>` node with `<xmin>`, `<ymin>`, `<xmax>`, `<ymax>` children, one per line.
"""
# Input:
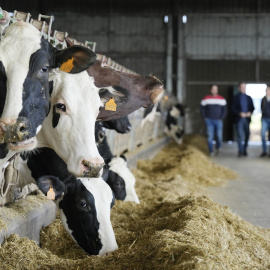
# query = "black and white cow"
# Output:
<box><xmin>164</xmin><ymin>103</ymin><xmax>185</xmax><ymax>145</ymax></box>
<box><xmin>36</xmin><ymin>70</ymin><xmax>104</xmax><ymax>177</ymax></box>
<box><xmin>95</xmin><ymin>122</ymin><xmax>140</xmax><ymax>203</ymax></box>
<box><xmin>0</xmin><ymin>22</ymin><xmax>96</xmax><ymax>166</ymax></box>
<box><xmin>18</xmin><ymin>148</ymin><xmax>117</xmax><ymax>256</ymax></box>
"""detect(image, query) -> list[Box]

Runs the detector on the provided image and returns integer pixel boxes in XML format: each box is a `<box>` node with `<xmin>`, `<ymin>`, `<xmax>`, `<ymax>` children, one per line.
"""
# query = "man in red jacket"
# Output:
<box><xmin>200</xmin><ymin>85</ymin><xmax>227</xmax><ymax>156</ymax></box>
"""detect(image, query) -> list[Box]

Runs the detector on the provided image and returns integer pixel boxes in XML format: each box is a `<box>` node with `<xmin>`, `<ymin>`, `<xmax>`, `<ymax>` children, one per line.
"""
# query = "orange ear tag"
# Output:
<box><xmin>47</xmin><ymin>186</ymin><xmax>55</xmax><ymax>200</ymax></box>
<box><xmin>105</xmin><ymin>97</ymin><xmax>117</xmax><ymax>111</ymax></box>
<box><xmin>164</xmin><ymin>95</ymin><xmax>169</xmax><ymax>101</ymax></box>
<box><xmin>60</xmin><ymin>57</ymin><xmax>74</xmax><ymax>73</ymax></box>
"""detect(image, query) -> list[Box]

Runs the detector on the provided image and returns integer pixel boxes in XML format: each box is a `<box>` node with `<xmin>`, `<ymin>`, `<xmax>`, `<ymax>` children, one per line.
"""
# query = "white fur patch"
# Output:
<box><xmin>109</xmin><ymin>157</ymin><xmax>140</xmax><ymax>204</ymax></box>
<box><xmin>141</xmin><ymin>103</ymin><xmax>160</xmax><ymax>128</ymax></box>
<box><xmin>0</xmin><ymin>22</ymin><xmax>42</xmax><ymax>119</ymax></box>
<box><xmin>36</xmin><ymin>125</ymin><xmax>42</xmax><ymax>134</ymax></box>
<box><xmin>80</xmin><ymin>177</ymin><xmax>118</xmax><ymax>255</ymax></box>
<box><xmin>169</xmin><ymin>106</ymin><xmax>181</xmax><ymax>118</ymax></box>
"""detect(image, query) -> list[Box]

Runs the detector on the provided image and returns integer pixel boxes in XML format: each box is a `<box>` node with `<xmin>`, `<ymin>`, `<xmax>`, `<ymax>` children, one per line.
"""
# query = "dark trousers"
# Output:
<box><xmin>236</xmin><ymin>118</ymin><xmax>250</xmax><ymax>154</ymax></box>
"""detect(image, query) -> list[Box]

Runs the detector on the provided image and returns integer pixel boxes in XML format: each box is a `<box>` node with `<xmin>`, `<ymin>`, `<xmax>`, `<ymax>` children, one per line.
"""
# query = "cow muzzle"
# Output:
<box><xmin>80</xmin><ymin>158</ymin><xmax>105</xmax><ymax>178</ymax></box>
<box><xmin>0</xmin><ymin>117</ymin><xmax>36</xmax><ymax>151</ymax></box>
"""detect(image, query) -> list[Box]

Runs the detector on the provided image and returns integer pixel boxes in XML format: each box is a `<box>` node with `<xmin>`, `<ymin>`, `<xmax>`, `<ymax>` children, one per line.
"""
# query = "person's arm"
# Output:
<box><xmin>249</xmin><ymin>96</ymin><xmax>255</xmax><ymax>114</ymax></box>
<box><xmin>200</xmin><ymin>98</ymin><xmax>206</xmax><ymax>119</ymax></box>
<box><xmin>221</xmin><ymin>99</ymin><xmax>227</xmax><ymax>119</ymax></box>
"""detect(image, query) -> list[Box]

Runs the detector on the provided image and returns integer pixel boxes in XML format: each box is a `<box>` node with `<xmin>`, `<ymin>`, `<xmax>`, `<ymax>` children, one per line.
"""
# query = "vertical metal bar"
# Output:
<box><xmin>172</xmin><ymin>15</ymin><xmax>178</xmax><ymax>97</ymax></box>
<box><xmin>165</xmin><ymin>15</ymin><xmax>173</xmax><ymax>94</ymax></box>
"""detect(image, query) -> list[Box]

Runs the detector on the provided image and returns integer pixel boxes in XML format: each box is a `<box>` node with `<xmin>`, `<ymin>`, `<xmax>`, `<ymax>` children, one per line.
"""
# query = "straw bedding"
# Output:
<box><xmin>1</xmin><ymin>137</ymin><xmax>270</xmax><ymax>270</ymax></box>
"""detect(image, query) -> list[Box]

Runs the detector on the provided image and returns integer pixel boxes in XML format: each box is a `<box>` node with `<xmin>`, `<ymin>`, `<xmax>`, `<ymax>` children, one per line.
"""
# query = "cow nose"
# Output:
<box><xmin>81</xmin><ymin>158</ymin><xmax>105</xmax><ymax>177</ymax></box>
<box><xmin>0</xmin><ymin>118</ymin><xmax>30</xmax><ymax>143</ymax></box>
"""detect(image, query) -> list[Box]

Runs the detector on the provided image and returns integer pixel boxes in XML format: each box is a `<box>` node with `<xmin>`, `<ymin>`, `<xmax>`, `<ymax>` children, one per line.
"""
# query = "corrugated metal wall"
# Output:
<box><xmin>51</xmin><ymin>13</ymin><xmax>166</xmax><ymax>79</ymax></box>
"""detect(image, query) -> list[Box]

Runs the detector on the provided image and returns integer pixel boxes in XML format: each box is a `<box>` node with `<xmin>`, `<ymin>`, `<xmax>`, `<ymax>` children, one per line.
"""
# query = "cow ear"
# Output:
<box><xmin>99</xmin><ymin>86</ymin><xmax>130</xmax><ymax>106</ymax></box>
<box><xmin>36</xmin><ymin>175</ymin><xmax>65</xmax><ymax>200</ymax></box>
<box><xmin>54</xmin><ymin>46</ymin><xmax>96</xmax><ymax>74</ymax></box>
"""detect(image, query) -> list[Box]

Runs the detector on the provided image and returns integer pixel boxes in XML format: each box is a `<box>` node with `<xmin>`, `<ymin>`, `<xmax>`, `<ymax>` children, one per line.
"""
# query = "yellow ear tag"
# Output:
<box><xmin>105</xmin><ymin>97</ymin><xmax>117</xmax><ymax>111</ymax></box>
<box><xmin>164</xmin><ymin>95</ymin><xmax>169</xmax><ymax>101</ymax></box>
<box><xmin>60</xmin><ymin>57</ymin><xmax>74</xmax><ymax>73</ymax></box>
<box><xmin>47</xmin><ymin>186</ymin><xmax>55</xmax><ymax>200</ymax></box>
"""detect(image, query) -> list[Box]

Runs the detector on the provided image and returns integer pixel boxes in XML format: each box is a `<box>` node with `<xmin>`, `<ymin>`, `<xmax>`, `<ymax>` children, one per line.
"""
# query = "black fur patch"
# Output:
<box><xmin>0</xmin><ymin>61</ymin><xmax>7</xmax><ymax>116</ymax></box>
<box><xmin>52</xmin><ymin>105</ymin><xmax>60</xmax><ymax>128</ymax></box>
<box><xmin>102</xmin><ymin>116</ymin><xmax>131</xmax><ymax>134</ymax></box>
<box><xmin>107</xmin><ymin>170</ymin><xmax>127</xmax><ymax>201</ymax></box>
<box><xmin>49</xmin><ymin>81</ymin><xmax>54</xmax><ymax>96</ymax></box>
<box><xmin>0</xmin><ymin>143</ymin><xmax>8</xmax><ymax>159</ymax></box>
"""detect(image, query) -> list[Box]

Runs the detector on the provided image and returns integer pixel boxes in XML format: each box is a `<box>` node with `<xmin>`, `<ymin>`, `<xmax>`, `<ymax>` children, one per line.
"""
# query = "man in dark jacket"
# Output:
<box><xmin>200</xmin><ymin>85</ymin><xmax>227</xmax><ymax>155</ymax></box>
<box><xmin>260</xmin><ymin>85</ymin><xmax>270</xmax><ymax>157</ymax></box>
<box><xmin>231</xmin><ymin>81</ymin><xmax>255</xmax><ymax>157</ymax></box>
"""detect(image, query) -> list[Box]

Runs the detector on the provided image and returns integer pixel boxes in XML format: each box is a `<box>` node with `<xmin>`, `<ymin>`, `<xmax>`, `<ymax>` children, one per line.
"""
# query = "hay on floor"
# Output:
<box><xmin>1</xmin><ymin>196</ymin><xmax>270</xmax><ymax>270</ymax></box>
<box><xmin>2</xmin><ymin>139</ymin><xmax>269</xmax><ymax>270</ymax></box>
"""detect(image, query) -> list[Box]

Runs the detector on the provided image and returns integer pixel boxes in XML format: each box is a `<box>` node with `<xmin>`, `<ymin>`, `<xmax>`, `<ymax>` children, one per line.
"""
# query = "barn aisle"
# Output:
<box><xmin>209</xmin><ymin>142</ymin><xmax>270</xmax><ymax>228</ymax></box>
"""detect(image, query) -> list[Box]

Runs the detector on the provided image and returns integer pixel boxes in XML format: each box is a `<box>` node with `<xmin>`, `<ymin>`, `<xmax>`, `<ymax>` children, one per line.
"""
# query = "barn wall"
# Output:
<box><xmin>182</xmin><ymin>14</ymin><xmax>270</xmax><ymax>139</ymax></box>
<box><xmin>50</xmin><ymin>13</ymin><xmax>166</xmax><ymax>80</ymax></box>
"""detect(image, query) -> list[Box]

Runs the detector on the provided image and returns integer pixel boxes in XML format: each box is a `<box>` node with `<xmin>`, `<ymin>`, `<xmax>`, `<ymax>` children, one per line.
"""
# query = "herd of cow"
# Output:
<box><xmin>0</xmin><ymin>8</ymin><xmax>188</xmax><ymax>256</ymax></box>
<box><xmin>0</xmin><ymin>10</ymin><xmax>166</xmax><ymax>257</ymax></box>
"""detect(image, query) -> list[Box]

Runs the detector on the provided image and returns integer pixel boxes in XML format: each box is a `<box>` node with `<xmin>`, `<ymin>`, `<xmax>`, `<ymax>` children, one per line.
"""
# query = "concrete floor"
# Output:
<box><xmin>208</xmin><ymin>142</ymin><xmax>270</xmax><ymax>229</ymax></box>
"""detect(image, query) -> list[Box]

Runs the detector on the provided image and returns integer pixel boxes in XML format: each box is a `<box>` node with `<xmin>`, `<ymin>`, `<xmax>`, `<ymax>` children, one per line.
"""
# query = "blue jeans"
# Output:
<box><xmin>236</xmin><ymin>118</ymin><xmax>250</xmax><ymax>154</ymax></box>
<box><xmin>261</xmin><ymin>118</ymin><xmax>270</xmax><ymax>153</ymax></box>
<box><xmin>205</xmin><ymin>119</ymin><xmax>223</xmax><ymax>153</ymax></box>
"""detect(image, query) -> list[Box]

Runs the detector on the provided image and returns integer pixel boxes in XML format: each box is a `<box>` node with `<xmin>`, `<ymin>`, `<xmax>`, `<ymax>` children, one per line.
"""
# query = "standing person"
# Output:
<box><xmin>200</xmin><ymin>85</ymin><xmax>227</xmax><ymax>156</ymax></box>
<box><xmin>231</xmin><ymin>81</ymin><xmax>255</xmax><ymax>157</ymax></box>
<box><xmin>260</xmin><ymin>85</ymin><xmax>270</xmax><ymax>157</ymax></box>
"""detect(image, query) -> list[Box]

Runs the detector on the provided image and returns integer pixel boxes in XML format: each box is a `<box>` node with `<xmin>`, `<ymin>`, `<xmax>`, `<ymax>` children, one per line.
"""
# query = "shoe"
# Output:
<box><xmin>260</xmin><ymin>152</ymin><xmax>267</xmax><ymax>157</ymax></box>
<box><xmin>243</xmin><ymin>151</ymin><xmax>248</xmax><ymax>156</ymax></box>
<box><xmin>209</xmin><ymin>152</ymin><xmax>214</xmax><ymax>157</ymax></box>
<box><xmin>238</xmin><ymin>152</ymin><xmax>243</xmax><ymax>157</ymax></box>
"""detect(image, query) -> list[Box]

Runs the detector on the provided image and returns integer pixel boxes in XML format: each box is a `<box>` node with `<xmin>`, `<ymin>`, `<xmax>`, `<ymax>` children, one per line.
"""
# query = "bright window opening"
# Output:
<box><xmin>246</xmin><ymin>83</ymin><xmax>267</xmax><ymax>141</ymax></box>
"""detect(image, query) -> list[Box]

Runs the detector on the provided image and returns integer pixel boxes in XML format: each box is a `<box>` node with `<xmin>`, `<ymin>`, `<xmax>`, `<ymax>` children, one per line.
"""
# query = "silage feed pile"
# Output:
<box><xmin>1</xmin><ymin>140</ymin><xmax>270</xmax><ymax>270</ymax></box>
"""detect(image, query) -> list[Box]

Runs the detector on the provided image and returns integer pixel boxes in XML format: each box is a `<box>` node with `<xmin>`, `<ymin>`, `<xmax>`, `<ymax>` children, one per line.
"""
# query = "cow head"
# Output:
<box><xmin>37</xmin><ymin>175</ymin><xmax>117</xmax><ymax>256</ymax></box>
<box><xmin>87</xmin><ymin>60</ymin><xmax>164</xmax><ymax>121</ymax></box>
<box><xmin>102</xmin><ymin>116</ymin><xmax>131</xmax><ymax>134</ymax></box>
<box><xmin>0</xmin><ymin>22</ymin><xmax>96</xmax><ymax>152</ymax></box>
<box><xmin>37</xmin><ymin>71</ymin><xmax>104</xmax><ymax>177</ymax></box>
<box><xmin>108</xmin><ymin>156</ymin><xmax>140</xmax><ymax>204</ymax></box>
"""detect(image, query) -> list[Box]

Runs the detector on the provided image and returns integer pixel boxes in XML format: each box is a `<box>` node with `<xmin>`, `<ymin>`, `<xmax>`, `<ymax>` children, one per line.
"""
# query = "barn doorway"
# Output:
<box><xmin>246</xmin><ymin>83</ymin><xmax>267</xmax><ymax>141</ymax></box>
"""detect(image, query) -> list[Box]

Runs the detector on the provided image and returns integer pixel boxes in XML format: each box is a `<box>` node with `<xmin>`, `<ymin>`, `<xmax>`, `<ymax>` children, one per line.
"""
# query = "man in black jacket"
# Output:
<box><xmin>260</xmin><ymin>85</ymin><xmax>270</xmax><ymax>157</ymax></box>
<box><xmin>231</xmin><ymin>81</ymin><xmax>255</xmax><ymax>157</ymax></box>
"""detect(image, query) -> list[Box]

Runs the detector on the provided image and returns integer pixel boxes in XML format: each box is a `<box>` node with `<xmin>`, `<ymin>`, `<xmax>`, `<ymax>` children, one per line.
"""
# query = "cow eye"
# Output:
<box><xmin>98</xmin><ymin>131</ymin><xmax>105</xmax><ymax>141</ymax></box>
<box><xmin>56</xmin><ymin>103</ymin><xmax>66</xmax><ymax>112</ymax></box>
<box><xmin>41</xmin><ymin>66</ymin><xmax>49</xmax><ymax>73</ymax></box>
<box><xmin>78</xmin><ymin>201</ymin><xmax>87</xmax><ymax>208</ymax></box>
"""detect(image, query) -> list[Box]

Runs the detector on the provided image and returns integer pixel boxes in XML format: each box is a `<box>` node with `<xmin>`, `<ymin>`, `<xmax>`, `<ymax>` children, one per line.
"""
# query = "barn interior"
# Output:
<box><xmin>0</xmin><ymin>0</ymin><xmax>270</xmax><ymax>269</ymax></box>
